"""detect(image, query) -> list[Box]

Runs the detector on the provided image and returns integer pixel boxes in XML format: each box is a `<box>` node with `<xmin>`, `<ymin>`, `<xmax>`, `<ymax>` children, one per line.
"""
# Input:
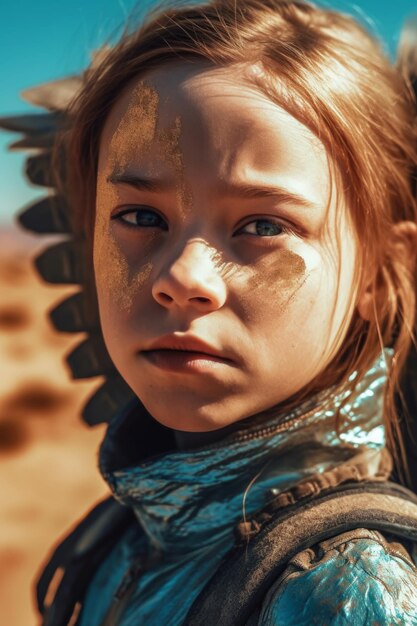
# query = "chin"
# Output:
<box><xmin>141</xmin><ymin>397</ymin><xmax>239</xmax><ymax>433</ymax></box>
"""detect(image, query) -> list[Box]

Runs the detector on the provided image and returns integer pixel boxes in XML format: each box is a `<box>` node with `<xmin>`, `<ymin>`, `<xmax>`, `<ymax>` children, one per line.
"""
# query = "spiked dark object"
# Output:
<box><xmin>0</xmin><ymin>74</ymin><xmax>135</xmax><ymax>426</ymax></box>
<box><xmin>66</xmin><ymin>336</ymin><xmax>116</xmax><ymax>379</ymax></box>
<box><xmin>34</xmin><ymin>240</ymin><xmax>86</xmax><ymax>284</ymax></box>
<box><xmin>49</xmin><ymin>292</ymin><xmax>95</xmax><ymax>333</ymax></box>
<box><xmin>82</xmin><ymin>377</ymin><xmax>136</xmax><ymax>426</ymax></box>
<box><xmin>18</xmin><ymin>196</ymin><xmax>73</xmax><ymax>235</ymax></box>
<box><xmin>25</xmin><ymin>153</ymin><xmax>56</xmax><ymax>187</ymax></box>
<box><xmin>0</xmin><ymin>112</ymin><xmax>63</xmax><ymax>134</ymax></box>
<box><xmin>9</xmin><ymin>133</ymin><xmax>56</xmax><ymax>150</ymax></box>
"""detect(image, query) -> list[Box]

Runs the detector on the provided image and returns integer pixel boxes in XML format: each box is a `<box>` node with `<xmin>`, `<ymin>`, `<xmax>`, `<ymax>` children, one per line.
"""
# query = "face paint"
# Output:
<box><xmin>95</xmin><ymin>169</ymin><xmax>155</xmax><ymax>313</ymax></box>
<box><xmin>108</xmin><ymin>81</ymin><xmax>159</xmax><ymax>172</ymax></box>
<box><xmin>231</xmin><ymin>250</ymin><xmax>307</xmax><ymax>321</ymax></box>
<box><xmin>156</xmin><ymin>115</ymin><xmax>194</xmax><ymax>214</ymax></box>
<box><xmin>110</xmin><ymin>81</ymin><xmax>194</xmax><ymax>214</ymax></box>
<box><xmin>262</xmin><ymin>250</ymin><xmax>307</xmax><ymax>311</ymax></box>
<box><xmin>248</xmin><ymin>250</ymin><xmax>306</xmax><ymax>292</ymax></box>
<box><xmin>95</xmin><ymin>81</ymin><xmax>161</xmax><ymax>312</ymax></box>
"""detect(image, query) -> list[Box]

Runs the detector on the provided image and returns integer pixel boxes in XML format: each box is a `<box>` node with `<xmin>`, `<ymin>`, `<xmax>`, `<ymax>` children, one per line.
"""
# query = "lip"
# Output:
<box><xmin>143</xmin><ymin>334</ymin><xmax>231</xmax><ymax>359</ymax></box>
<box><xmin>140</xmin><ymin>334</ymin><xmax>235</xmax><ymax>374</ymax></box>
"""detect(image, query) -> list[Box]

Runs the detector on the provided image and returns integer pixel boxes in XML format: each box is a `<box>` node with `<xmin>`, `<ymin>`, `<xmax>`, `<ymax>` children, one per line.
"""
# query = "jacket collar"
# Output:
<box><xmin>98</xmin><ymin>351</ymin><xmax>391</xmax><ymax>553</ymax></box>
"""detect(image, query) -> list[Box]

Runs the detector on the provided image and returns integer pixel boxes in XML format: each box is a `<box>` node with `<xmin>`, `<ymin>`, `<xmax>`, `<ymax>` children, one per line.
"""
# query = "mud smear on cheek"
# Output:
<box><xmin>95</xmin><ymin>82</ymin><xmax>161</xmax><ymax>311</ymax></box>
<box><xmin>96</xmin><ymin>224</ymin><xmax>154</xmax><ymax>313</ymax></box>
<box><xmin>94</xmin><ymin>184</ymin><xmax>130</xmax><ymax>312</ymax></box>
<box><xmin>209</xmin><ymin>248</ymin><xmax>243</xmax><ymax>282</ymax></box>
<box><xmin>106</xmin><ymin>243</ymin><xmax>154</xmax><ymax>313</ymax></box>
<box><xmin>197</xmin><ymin>248</ymin><xmax>306</xmax><ymax>313</ymax></box>
<box><xmin>95</xmin><ymin>174</ymin><xmax>154</xmax><ymax>313</ymax></box>
<box><xmin>239</xmin><ymin>250</ymin><xmax>307</xmax><ymax>315</ymax></box>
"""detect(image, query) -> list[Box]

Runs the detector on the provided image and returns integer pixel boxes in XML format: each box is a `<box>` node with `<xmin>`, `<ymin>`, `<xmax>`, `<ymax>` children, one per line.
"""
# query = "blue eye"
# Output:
<box><xmin>112</xmin><ymin>207</ymin><xmax>168</xmax><ymax>230</ymax></box>
<box><xmin>238</xmin><ymin>219</ymin><xmax>285</xmax><ymax>237</ymax></box>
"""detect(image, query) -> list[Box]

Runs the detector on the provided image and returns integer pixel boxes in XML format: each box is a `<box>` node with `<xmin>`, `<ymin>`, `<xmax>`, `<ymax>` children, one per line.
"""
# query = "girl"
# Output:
<box><xmin>10</xmin><ymin>0</ymin><xmax>417</xmax><ymax>623</ymax></box>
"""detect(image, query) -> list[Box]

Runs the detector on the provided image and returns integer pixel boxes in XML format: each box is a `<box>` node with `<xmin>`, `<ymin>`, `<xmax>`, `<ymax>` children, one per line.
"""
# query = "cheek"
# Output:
<box><xmin>233</xmin><ymin>243</ymin><xmax>353</xmax><ymax>357</ymax></box>
<box><xmin>233</xmin><ymin>248</ymin><xmax>311</xmax><ymax>322</ymax></box>
<box><xmin>94</xmin><ymin>175</ymin><xmax>155</xmax><ymax>334</ymax></box>
<box><xmin>94</xmin><ymin>221</ymin><xmax>154</xmax><ymax>316</ymax></box>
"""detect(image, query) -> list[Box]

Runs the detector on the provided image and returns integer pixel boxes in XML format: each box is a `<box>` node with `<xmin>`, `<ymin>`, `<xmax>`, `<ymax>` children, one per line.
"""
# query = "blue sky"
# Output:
<box><xmin>1</xmin><ymin>0</ymin><xmax>416</xmax><ymax>224</ymax></box>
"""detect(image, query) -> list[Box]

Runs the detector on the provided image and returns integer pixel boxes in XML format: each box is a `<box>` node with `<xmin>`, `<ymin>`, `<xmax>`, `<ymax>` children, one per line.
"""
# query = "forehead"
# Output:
<box><xmin>98</xmin><ymin>61</ymin><xmax>330</xmax><ymax>201</ymax></box>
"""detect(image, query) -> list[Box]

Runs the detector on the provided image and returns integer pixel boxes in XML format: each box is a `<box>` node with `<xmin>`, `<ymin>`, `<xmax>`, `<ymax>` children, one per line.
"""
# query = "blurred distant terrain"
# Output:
<box><xmin>0</xmin><ymin>226</ymin><xmax>107</xmax><ymax>625</ymax></box>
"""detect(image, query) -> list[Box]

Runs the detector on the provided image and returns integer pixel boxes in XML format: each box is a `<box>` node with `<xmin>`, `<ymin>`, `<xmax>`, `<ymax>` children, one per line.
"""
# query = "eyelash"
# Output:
<box><xmin>111</xmin><ymin>207</ymin><xmax>168</xmax><ymax>231</ymax></box>
<box><xmin>111</xmin><ymin>206</ymin><xmax>293</xmax><ymax>238</ymax></box>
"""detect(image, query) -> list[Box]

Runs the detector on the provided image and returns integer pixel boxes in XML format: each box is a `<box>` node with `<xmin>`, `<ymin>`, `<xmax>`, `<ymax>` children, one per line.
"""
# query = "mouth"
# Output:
<box><xmin>141</xmin><ymin>349</ymin><xmax>232</xmax><ymax>373</ymax></box>
<box><xmin>140</xmin><ymin>334</ymin><xmax>235</xmax><ymax>374</ymax></box>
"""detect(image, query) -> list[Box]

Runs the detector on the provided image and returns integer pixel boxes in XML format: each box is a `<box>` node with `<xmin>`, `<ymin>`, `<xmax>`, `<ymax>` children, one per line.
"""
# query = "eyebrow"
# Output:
<box><xmin>107</xmin><ymin>173</ymin><xmax>175</xmax><ymax>193</ymax></box>
<box><xmin>217</xmin><ymin>180</ymin><xmax>317</xmax><ymax>209</ymax></box>
<box><xmin>107</xmin><ymin>173</ymin><xmax>317</xmax><ymax>210</ymax></box>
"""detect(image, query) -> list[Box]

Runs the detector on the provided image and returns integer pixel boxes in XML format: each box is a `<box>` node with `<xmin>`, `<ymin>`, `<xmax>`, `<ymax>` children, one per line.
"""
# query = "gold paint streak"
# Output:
<box><xmin>94</xmin><ymin>175</ymin><xmax>128</xmax><ymax>311</ymax></box>
<box><xmin>107</xmin><ymin>237</ymin><xmax>133</xmax><ymax>312</ymax></box>
<box><xmin>157</xmin><ymin>116</ymin><xmax>182</xmax><ymax>173</ymax></box>
<box><xmin>247</xmin><ymin>250</ymin><xmax>306</xmax><ymax>292</ymax></box>
<box><xmin>235</xmin><ymin>250</ymin><xmax>307</xmax><ymax>319</ymax></box>
<box><xmin>132</xmin><ymin>261</ymin><xmax>153</xmax><ymax>289</ymax></box>
<box><xmin>95</xmin><ymin>171</ymin><xmax>155</xmax><ymax>313</ymax></box>
<box><xmin>156</xmin><ymin>116</ymin><xmax>194</xmax><ymax>214</ymax></box>
<box><xmin>95</xmin><ymin>81</ymin><xmax>160</xmax><ymax>312</ymax></box>
<box><xmin>209</xmin><ymin>248</ymin><xmax>243</xmax><ymax>282</ymax></box>
<box><xmin>109</xmin><ymin>81</ymin><xmax>194</xmax><ymax>214</ymax></box>
<box><xmin>109</xmin><ymin>81</ymin><xmax>159</xmax><ymax>172</ymax></box>
<box><xmin>95</xmin><ymin>209</ymin><xmax>154</xmax><ymax>312</ymax></box>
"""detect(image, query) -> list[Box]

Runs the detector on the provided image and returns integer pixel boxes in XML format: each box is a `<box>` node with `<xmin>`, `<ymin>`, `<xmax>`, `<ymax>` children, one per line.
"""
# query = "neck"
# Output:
<box><xmin>173</xmin><ymin>423</ymin><xmax>241</xmax><ymax>451</ymax></box>
<box><xmin>172</xmin><ymin>407</ymin><xmax>284</xmax><ymax>451</ymax></box>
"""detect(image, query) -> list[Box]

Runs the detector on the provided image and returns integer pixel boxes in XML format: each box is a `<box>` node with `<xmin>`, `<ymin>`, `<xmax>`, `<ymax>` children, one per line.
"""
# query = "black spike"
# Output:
<box><xmin>82</xmin><ymin>376</ymin><xmax>136</xmax><ymax>426</ymax></box>
<box><xmin>18</xmin><ymin>196</ymin><xmax>72</xmax><ymax>235</ymax></box>
<box><xmin>49</xmin><ymin>291</ymin><xmax>95</xmax><ymax>333</ymax></box>
<box><xmin>65</xmin><ymin>335</ymin><xmax>115</xmax><ymax>380</ymax></box>
<box><xmin>25</xmin><ymin>152</ymin><xmax>55</xmax><ymax>187</ymax></box>
<box><xmin>9</xmin><ymin>133</ymin><xmax>55</xmax><ymax>150</ymax></box>
<box><xmin>35</xmin><ymin>240</ymin><xmax>86</xmax><ymax>284</ymax></box>
<box><xmin>0</xmin><ymin>112</ymin><xmax>62</xmax><ymax>134</ymax></box>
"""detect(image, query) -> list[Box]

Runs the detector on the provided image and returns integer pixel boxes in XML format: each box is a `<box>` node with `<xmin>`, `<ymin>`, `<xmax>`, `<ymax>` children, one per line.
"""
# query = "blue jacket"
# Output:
<box><xmin>77</xmin><ymin>353</ymin><xmax>417</xmax><ymax>625</ymax></box>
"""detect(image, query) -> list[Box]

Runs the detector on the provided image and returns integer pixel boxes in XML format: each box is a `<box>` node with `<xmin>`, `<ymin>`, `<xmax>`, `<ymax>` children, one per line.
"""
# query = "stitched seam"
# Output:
<box><xmin>321</xmin><ymin>530</ymin><xmax>417</xmax><ymax>570</ymax></box>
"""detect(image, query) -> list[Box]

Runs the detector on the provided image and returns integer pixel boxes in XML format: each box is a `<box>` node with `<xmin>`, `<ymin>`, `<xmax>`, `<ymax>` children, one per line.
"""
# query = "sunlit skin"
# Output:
<box><xmin>94</xmin><ymin>61</ymin><xmax>362</xmax><ymax>432</ymax></box>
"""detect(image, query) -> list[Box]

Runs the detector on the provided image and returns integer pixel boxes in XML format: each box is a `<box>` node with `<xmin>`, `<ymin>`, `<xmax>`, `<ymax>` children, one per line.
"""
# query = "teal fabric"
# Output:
<box><xmin>259</xmin><ymin>534</ymin><xmax>417</xmax><ymax>625</ymax></box>
<box><xmin>78</xmin><ymin>351</ymin><xmax>417</xmax><ymax>625</ymax></box>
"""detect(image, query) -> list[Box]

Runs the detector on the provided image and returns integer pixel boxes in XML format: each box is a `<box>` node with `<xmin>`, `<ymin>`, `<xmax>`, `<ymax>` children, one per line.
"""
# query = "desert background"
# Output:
<box><xmin>0</xmin><ymin>225</ymin><xmax>108</xmax><ymax>625</ymax></box>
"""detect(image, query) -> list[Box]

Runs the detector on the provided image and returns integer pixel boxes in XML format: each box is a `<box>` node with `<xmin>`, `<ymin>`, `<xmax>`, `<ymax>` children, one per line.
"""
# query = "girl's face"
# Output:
<box><xmin>94</xmin><ymin>62</ymin><xmax>359</xmax><ymax>432</ymax></box>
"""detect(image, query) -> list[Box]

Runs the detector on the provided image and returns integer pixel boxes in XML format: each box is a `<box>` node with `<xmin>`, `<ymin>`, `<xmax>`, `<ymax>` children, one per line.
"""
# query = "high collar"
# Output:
<box><xmin>98</xmin><ymin>352</ymin><xmax>391</xmax><ymax>553</ymax></box>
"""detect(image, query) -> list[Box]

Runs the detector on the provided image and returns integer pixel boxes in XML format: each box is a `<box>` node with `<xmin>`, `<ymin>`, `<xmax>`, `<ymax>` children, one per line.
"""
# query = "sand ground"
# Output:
<box><xmin>0</xmin><ymin>226</ymin><xmax>108</xmax><ymax>625</ymax></box>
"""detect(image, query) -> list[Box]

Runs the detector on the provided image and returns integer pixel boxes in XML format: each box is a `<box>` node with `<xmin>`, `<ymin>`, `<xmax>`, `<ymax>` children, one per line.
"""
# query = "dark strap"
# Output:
<box><xmin>184</xmin><ymin>481</ymin><xmax>417</xmax><ymax>626</ymax></box>
<box><xmin>36</xmin><ymin>496</ymin><xmax>135</xmax><ymax>626</ymax></box>
<box><xmin>36</xmin><ymin>481</ymin><xmax>417</xmax><ymax>626</ymax></box>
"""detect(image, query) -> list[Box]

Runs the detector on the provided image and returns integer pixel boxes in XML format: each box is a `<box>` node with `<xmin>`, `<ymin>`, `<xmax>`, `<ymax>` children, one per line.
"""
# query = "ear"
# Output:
<box><xmin>357</xmin><ymin>220</ymin><xmax>417</xmax><ymax>322</ymax></box>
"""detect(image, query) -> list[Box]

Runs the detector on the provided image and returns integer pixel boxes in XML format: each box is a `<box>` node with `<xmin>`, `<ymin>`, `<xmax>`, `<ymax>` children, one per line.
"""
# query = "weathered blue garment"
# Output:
<box><xmin>78</xmin><ymin>353</ymin><xmax>417</xmax><ymax>625</ymax></box>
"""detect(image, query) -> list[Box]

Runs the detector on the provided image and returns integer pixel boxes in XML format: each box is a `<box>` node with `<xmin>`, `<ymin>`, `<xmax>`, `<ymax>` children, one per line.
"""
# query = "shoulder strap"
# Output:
<box><xmin>36</xmin><ymin>495</ymin><xmax>135</xmax><ymax>626</ymax></box>
<box><xmin>184</xmin><ymin>480</ymin><xmax>417</xmax><ymax>626</ymax></box>
<box><xmin>37</xmin><ymin>480</ymin><xmax>417</xmax><ymax>626</ymax></box>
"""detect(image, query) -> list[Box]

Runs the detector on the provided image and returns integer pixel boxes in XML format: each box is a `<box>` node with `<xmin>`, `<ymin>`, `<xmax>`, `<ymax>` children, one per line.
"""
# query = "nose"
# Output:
<box><xmin>152</xmin><ymin>240</ymin><xmax>227</xmax><ymax>312</ymax></box>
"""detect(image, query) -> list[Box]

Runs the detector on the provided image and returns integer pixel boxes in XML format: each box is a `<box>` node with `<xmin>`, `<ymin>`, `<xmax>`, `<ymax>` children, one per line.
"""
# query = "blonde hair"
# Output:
<box><xmin>64</xmin><ymin>0</ymin><xmax>417</xmax><ymax>483</ymax></box>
